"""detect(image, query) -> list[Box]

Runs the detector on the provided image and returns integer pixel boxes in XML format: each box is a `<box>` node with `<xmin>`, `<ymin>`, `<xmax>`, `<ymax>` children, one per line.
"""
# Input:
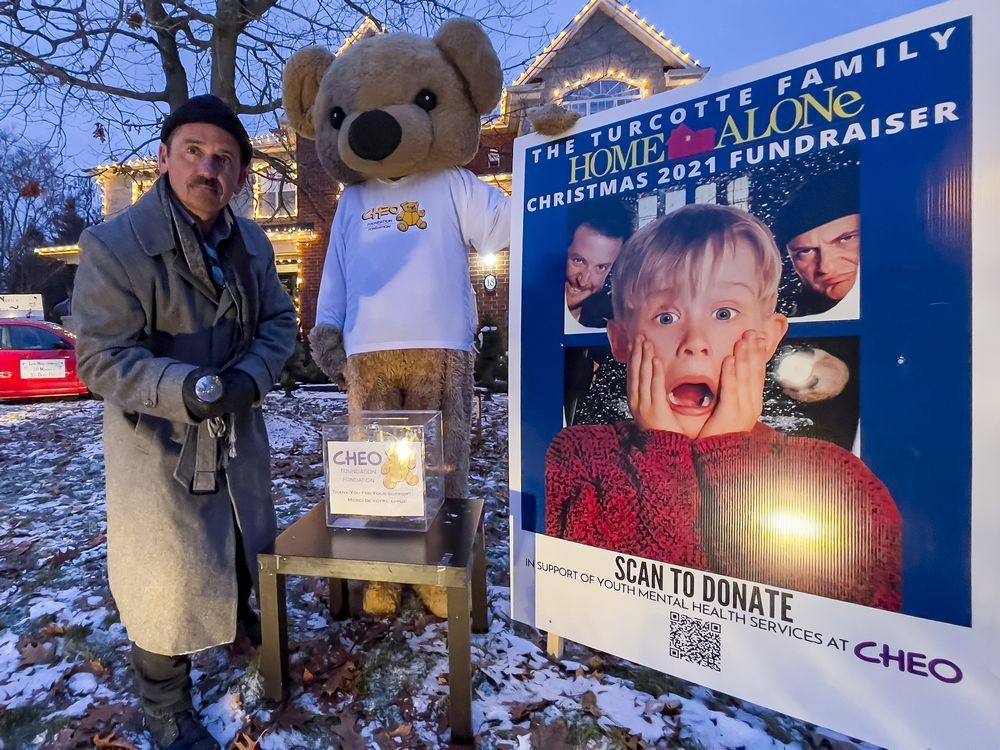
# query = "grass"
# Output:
<box><xmin>602</xmin><ymin>663</ymin><xmax>695</xmax><ymax>701</ymax></box>
<box><xmin>565</xmin><ymin>714</ymin><xmax>612</xmax><ymax>748</ymax></box>
<box><xmin>0</xmin><ymin>705</ymin><xmax>63</xmax><ymax>749</ymax></box>
<box><xmin>62</xmin><ymin>624</ymin><xmax>119</xmax><ymax>666</ymax></box>
<box><xmin>357</xmin><ymin>640</ymin><xmax>438</xmax><ymax>727</ymax></box>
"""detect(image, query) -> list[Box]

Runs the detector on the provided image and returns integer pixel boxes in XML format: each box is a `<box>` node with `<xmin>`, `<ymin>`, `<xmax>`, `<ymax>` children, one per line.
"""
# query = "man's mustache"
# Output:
<box><xmin>189</xmin><ymin>177</ymin><xmax>220</xmax><ymax>193</ymax></box>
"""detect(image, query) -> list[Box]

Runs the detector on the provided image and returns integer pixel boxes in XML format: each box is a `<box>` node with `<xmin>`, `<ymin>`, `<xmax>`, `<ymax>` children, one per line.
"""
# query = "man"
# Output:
<box><xmin>73</xmin><ymin>95</ymin><xmax>297</xmax><ymax>750</ymax></box>
<box><xmin>774</xmin><ymin>164</ymin><xmax>861</xmax><ymax>318</ymax></box>
<box><xmin>564</xmin><ymin>198</ymin><xmax>633</xmax><ymax>331</ymax></box>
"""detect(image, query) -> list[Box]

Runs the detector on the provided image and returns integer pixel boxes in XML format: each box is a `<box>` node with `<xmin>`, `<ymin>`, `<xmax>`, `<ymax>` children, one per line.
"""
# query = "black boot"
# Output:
<box><xmin>145</xmin><ymin>708</ymin><xmax>221</xmax><ymax>750</ymax></box>
<box><xmin>236</xmin><ymin>604</ymin><xmax>262</xmax><ymax>649</ymax></box>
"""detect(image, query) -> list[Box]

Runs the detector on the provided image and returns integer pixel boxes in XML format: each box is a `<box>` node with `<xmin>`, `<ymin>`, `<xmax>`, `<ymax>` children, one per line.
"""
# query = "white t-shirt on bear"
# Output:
<box><xmin>316</xmin><ymin>167</ymin><xmax>509</xmax><ymax>356</ymax></box>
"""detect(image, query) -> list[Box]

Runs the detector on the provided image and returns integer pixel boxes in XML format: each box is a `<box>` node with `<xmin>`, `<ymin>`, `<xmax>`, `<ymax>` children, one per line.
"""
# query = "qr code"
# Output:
<box><xmin>669</xmin><ymin>611</ymin><xmax>722</xmax><ymax>671</ymax></box>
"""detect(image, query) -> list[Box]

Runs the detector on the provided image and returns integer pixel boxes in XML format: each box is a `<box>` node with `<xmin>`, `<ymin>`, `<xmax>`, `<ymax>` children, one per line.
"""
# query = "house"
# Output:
<box><xmin>35</xmin><ymin>0</ymin><xmax>708</xmax><ymax>338</ymax></box>
<box><xmin>667</xmin><ymin>123</ymin><xmax>717</xmax><ymax>160</ymax></box>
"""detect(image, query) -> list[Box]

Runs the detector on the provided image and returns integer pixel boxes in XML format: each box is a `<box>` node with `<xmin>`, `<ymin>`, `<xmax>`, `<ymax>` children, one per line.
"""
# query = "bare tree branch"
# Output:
<box><xmin>0</xmin><ymin>0</ymin><xmax>549</xmax><ymax>183</ymax></box>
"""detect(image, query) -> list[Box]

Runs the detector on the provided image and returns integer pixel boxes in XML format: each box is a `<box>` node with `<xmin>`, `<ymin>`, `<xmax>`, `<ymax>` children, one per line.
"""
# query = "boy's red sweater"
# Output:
<box><xmin>545</xmin><ymin>421</ymin><xmax>902</xmax><ymax>611</ymax></box>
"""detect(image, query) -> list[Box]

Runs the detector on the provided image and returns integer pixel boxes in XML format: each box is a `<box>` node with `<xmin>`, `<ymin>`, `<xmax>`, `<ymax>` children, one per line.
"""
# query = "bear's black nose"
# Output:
<box><xmin>348</xmin><ymin>110</ymin><xmax>402</xmax><ymax>161</ymax></box>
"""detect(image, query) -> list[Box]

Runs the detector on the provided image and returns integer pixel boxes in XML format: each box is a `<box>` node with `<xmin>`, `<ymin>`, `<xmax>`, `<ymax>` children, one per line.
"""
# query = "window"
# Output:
<box><xmin>8</xmin><ymin>326</ymin><xmax>66</xmax><ymax>351</ymax></box>
<box><xmin>662</xmin><ymin>188</ymin><xmax>686</xmax><ymax>215</ymax></box>
<box><xmin>636</xmin><ymin>195</ymin><xmax>658</xmax><ymax>228</ymax></box>
<box><xmin>561</xmin><ymin>79</ymin><xmax>642</xmax><ymax>117</ymax></box>
<box><xmin>725</xmin><ymin>175</ymin><xmax>750</xmax><ymax>212</ymax></box>
<box><xmin>694</xmin><ymin>183</ymin><xmax>717</xmax><ymax>204</ymax></box>
<box><xmin>254</xmin><ymin>165</ymin><xmax>297</xmax><ymax>220</ymax></box>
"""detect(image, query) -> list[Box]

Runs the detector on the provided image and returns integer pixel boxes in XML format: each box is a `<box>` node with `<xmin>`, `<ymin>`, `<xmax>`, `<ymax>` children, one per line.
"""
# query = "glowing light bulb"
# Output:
<box><xmin>767</xmin><ymin>510</ymin><xmax>821</xmax><ymax>542</ymax></box>
<box><xmin>483</xmin><ymin>253</ymin><xmax>498</xmax><ymax>269</ymax></box>
<box><xmin>395</xmin><ymin>438</ymin><xmax>413</xmax><ymax>463</ymax></box>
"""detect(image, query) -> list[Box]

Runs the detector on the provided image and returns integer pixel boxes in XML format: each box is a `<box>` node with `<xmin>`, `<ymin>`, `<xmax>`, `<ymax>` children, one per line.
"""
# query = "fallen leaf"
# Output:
<box><xmin>93</xmin><ymin>731</ymin><xmax>138</xmax><ymax>749</ymax></box>
<box><xmin>320</xmin><ymin>659</ymin><xmax>357</xmax><ymax>698</ymax></box>
<box><xmin>506</xmin><ymin>699</ymin><xmax>552</xmax><ymax>723</ymax></box>
<box><xmin>18</xmin><ymin>639</ymin><xmax>56</xmax><ymax>667</ymax></box>
<box><xmin>12</xmin><ymin>540</ymin><xmax>34</xmax><ymax>556</ymax></box>
<box><xmin>302</xmin><ymin>666</ymin><xmax>314</xmax><ymax>686</ymax></box>
<box><xmin>330</xmin><ymin>709</ymin><xmax>366</xmax><ymax>750</ymax></box>
<box><xmin>301</xmin><ymin>578</ymin><xmax>326</xmax><ymax>597</ymax></box>
<box><xmin>395</xmin><ymin>690</ymin><xmax>417</xmax><ymax>721</ymax></box>
<box><xmin>271</xmin><ymin>703</ymin><xmax>317</xmax><ymax>731</ymax></box>
<box><xmin>661</xmin><ymin>698</ymin><xmax>682</xmax><ymax>716</ymax></box>
<box><xmin>43</xmin><ymin>623</ymin><xmax>67</xmax><ymax>637</ymax></box>
<box><xmin>78</xmin><ymin>703</ymin><xmax>126</xmax><ymax>734</ymax></box>
<box><xmin>580</xmin><ymin>690</ymin><xmax>601</xmax><ymax>717</ymax></box>
<box><xmin>76</xmin><ymin>659</ymin><xmax>107</xmax><ymax>677</ymax></box>
<box><xmin>529</xmin><ymin>717</ymin><xmax>571</xmax><ymax>750</ymax></box>
<box><xmin>49</xmin><ymin>549</ymin><xmax>79</xmax><ymax>566</ymax></box>
<box><xmin>230</xmin><ymin>731</ymin><xmax>261</xmax><ymax>750</ymax></box>
<box><xmin>48</xmin><ymin>727</ymin><xmax>82</xmax><ymax>750</ymax></box>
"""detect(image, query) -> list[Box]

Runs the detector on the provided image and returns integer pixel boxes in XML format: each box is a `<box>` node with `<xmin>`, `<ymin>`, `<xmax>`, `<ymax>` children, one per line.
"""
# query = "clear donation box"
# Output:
<box><xmin>322</xmin><ymin>410</ymin><xmax>445</xmax><ymax>531</ymax></box>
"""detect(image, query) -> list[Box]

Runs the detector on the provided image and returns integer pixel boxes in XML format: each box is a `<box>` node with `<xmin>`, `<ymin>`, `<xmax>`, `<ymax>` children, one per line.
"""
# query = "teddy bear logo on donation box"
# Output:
<box><xmin>323</xmin><ymin>410</ymin><xmax>445</xmax><ymax>532</ymax></box>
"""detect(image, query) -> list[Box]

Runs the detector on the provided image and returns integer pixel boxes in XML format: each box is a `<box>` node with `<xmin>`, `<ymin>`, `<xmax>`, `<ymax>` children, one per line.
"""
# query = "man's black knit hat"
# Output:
<box><xmin>773</xmin><ymin>164</ymin><xmax>860</xmax><ymax>249</ymax></box>
<box><xmin>161</xmin><ymin>94</ymin><xmax>253</xmax><ymax>166</ymax></box>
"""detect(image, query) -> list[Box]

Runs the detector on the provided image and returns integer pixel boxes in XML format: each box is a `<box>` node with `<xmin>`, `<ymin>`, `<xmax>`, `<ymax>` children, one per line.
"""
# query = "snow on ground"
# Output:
<box><xmin>0</xmin><ymin>392</ymin><xmax>882</xmax><ymax>749</ymax></box>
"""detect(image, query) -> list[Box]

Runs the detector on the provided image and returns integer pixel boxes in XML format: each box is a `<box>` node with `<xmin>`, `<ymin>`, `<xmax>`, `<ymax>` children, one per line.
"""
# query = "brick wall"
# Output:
<box><xmin>295</xmin><ymin>137</ymin><xmax>340</xmax><ymax>332</ymax></box>
<box><xmin>468</xmin><ymin>130</ymin><xmax>516</xmax><ymax>341</ymax></box>
<box><xmin>468</xmin><ymin>248</ymin><xmax>510</xmax><ymax>341</ymax></box>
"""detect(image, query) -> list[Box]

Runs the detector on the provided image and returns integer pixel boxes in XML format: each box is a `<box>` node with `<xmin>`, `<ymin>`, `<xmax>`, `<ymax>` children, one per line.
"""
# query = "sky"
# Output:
<box><xmin>33</xmin><ymin>0</ymin><xmax>944</xmax><ymax>174</ymax></box>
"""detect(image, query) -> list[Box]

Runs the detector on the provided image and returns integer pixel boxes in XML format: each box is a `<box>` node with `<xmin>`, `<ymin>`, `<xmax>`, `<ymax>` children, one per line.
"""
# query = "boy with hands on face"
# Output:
<box><xmin>546</xmin><ymin>204</ymin><xmax>902</xmax><ymax>610</ymax></box>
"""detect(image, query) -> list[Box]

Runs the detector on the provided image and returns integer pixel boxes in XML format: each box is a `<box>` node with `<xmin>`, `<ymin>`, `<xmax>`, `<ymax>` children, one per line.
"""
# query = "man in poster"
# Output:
<box><xmin>564</xmin><ymin>199</ymin><xmax>633</xmax><ymax>331</ymax></box>
<box><xmin>774</xmin><ymin>165</ymin><xmax>861</xmax><ymax>319</ymax></box>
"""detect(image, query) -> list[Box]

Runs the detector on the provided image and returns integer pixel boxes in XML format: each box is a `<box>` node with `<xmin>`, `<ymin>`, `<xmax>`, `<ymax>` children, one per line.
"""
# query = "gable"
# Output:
<box><xmin>514</xmin><ymin>0</ymin><xmax>702</xmax><ymax>88</ymax></box>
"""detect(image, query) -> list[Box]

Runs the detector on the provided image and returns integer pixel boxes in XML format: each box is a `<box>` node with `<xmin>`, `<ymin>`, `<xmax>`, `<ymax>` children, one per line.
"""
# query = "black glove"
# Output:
<box><xmin>218</xmin><ymin>368</ymin><xmax>258</xmax><ymax>412</ymax></box>
<box><xmin>182</xmin><ymin>367</ymin><xmax>258</xmax><ymax>421</ymax></box>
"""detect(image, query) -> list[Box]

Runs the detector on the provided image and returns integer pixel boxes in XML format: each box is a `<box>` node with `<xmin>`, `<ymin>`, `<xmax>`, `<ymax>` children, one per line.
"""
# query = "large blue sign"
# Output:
<box><xmin>509</xmin><ymin>4</ymin><xmax>1000</xmax><ymax>746</ymax></box>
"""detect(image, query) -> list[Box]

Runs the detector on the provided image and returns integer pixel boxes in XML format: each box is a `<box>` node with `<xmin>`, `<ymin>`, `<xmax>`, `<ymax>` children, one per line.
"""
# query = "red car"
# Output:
<box><xmin>0</xmin><ymin>320</ymin><xmax>89</xmax><ymax>400</ymax></box>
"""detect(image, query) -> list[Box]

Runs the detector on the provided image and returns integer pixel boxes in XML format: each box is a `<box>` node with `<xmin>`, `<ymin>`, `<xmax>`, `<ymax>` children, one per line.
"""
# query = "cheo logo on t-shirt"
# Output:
<box><xmin>361</xmin><ymin>202</ymin><xmax>429</xmax><ymax>233</ymax></box>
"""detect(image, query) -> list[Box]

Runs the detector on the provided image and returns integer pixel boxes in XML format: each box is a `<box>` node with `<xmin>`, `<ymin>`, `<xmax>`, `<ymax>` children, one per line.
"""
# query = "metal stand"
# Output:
<box><xmin>257</xmin><ymin>498</ymin><xmax>487</xmax><ymax>746</ymax></box>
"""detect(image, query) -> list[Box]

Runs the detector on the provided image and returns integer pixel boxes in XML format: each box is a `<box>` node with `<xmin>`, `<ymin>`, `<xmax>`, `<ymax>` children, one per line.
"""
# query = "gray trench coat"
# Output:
<box><xmin>73</xmin><ymin>184</ymin><xmax>297</xmax><ymax>655</ymax></box>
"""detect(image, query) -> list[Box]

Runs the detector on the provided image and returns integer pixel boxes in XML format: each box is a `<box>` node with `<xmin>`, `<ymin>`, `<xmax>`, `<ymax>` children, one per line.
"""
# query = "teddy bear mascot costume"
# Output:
<box><xmin>282</xmin><ymin>20</ymin><xmax>531</xmax><ymax>618</ymax></box>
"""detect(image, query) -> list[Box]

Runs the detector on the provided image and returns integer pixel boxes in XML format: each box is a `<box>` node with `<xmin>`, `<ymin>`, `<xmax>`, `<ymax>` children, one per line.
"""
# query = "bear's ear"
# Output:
<box><xmin>433</xmin><ymin>19</ymin><xmax>503</xmax><ymax>116</ymax></box>
<box><xmin>282</xmin><ymin>46</ymin><xmax>336</xmax><ymax>140</ymax></box>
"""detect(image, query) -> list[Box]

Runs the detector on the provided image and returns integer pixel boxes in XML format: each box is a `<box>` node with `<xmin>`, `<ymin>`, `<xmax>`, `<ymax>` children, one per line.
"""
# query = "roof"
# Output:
<box><xmin>513</xmin><ymin>0</ymin><xmax>705</xmax><ymax>87</ymax></box>
<box><xmin>337</xmin><ymin>16</ymin><xmax>387</xmax><ymax>56</ymax></box>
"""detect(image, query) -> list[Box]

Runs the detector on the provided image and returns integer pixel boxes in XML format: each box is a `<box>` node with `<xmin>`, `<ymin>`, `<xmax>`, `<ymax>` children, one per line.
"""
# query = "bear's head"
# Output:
<box><xmin>282</xmin><ymin>19</ymin><xmax>503</xmax><ymax>184</ymax></box>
